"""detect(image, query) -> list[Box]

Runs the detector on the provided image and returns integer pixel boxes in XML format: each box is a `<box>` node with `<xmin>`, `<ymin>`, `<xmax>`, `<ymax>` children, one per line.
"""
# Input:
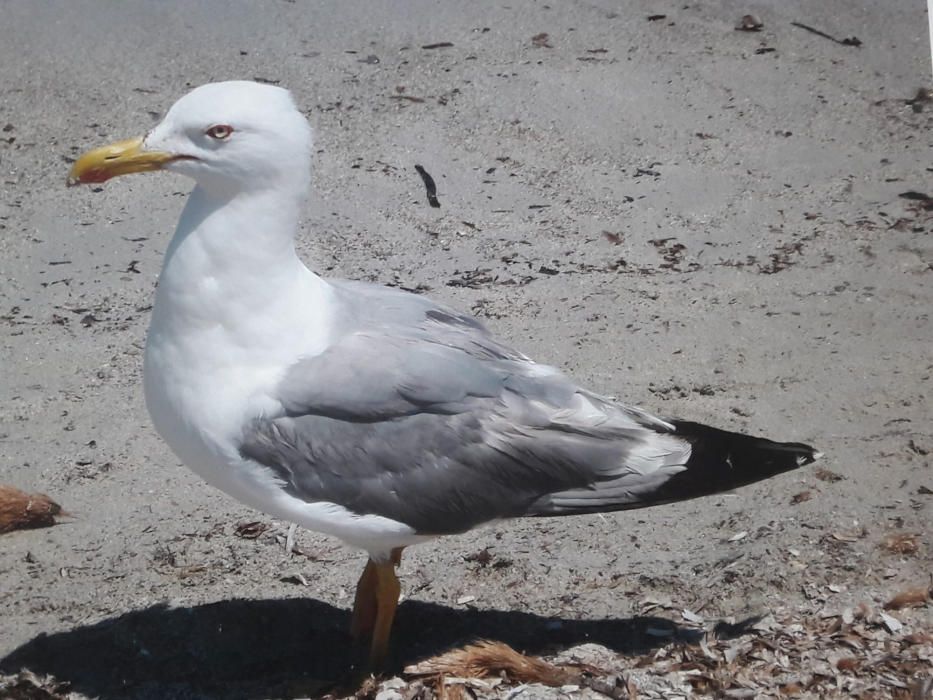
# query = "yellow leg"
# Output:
<box><xmin>349</xmin><ymin>548</ymin><xmax>404</xmax><ymax>668</ymax></box>
<box><xmin>350</xmin><ymin>559</ymin><xmax>378</xmax><ymax>641</ymax></box>
<box><xmin>368</xmin><ymin>558</ymin><xmax>401</xmax><ymax>668</ymax></box>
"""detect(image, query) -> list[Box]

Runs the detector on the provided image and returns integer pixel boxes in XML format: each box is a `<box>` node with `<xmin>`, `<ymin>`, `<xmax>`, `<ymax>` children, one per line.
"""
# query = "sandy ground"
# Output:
<box><xmin>0</xmin><ymin>1</ymin><xmax>931</xmax><ymax>698</ymax></box>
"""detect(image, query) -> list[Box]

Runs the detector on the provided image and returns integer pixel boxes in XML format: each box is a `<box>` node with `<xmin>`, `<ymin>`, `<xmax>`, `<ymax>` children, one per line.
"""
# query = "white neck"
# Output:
<box><xmin>145</xmin><ymin>182</ymin><xmax>334</xmax><ymax>388</ymax></box>
<box><xmin>152</xmin><ymin>184</ymin><xmax>329</xmax><ymax>336</ymax></box>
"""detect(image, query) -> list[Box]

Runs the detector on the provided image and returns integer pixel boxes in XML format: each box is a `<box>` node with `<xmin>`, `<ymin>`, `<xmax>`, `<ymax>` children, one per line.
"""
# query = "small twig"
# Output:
<box><xmin>414</xmin><ymin>164</ymin><xmax>441</xmax><ymax>208</ymax></box>
<box><xmin>791</xmin><ymin>21</ymin><xmax>862</xmax><ymax>46</ymax></box>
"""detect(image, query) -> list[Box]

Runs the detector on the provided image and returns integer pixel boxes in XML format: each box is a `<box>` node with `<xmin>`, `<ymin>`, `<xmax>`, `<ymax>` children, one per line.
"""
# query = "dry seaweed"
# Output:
<box><xmin>0</xmin><ymin>485</ymin><xmax>63</xmax><ymax>535</ymax></box>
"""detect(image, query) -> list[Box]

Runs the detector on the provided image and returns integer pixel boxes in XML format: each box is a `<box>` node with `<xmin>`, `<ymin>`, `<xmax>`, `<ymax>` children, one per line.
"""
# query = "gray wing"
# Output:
<box><xmin>239</xmin><ymin>295</ymin><xmax>691</xmax><ymax>535</ymax></box>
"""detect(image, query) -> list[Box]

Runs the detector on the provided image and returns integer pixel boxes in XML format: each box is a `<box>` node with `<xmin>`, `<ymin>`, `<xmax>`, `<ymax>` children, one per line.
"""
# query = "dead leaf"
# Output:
<box><xmin>602</xmin><ymin>231</ymin><xmax>623</xmax><ymax>245</ymax></box>
<box><xmin>463</xmin><ymin>547</ymin><xmax>492</xmax><ymax>567</ymax></box>
<box><xmin>879</xmin><ymin>611</ymin><xmax>903</xmax><ymax>633</ymax></box>
<box><xmin>903</xmin><ymin>630</ymin><xmax>933</xmax><ymax>645</ymax></box>
<box><xmin>735</xmin><ymin>14</ymin><xmax>763</xmax><ymax>31</ymax></box>
<box><xmin>234</xmin><ymin>520</ymin><xmax>269</xmax><ymax>539</ymax></box>
<box><xmin>831</xmin><ymin>530</ymin><xmax>862</xmax><ymax>543</ymax></box>
<box><xmin>881</xmin><ymin>532</ymin><xmax>919</xmax><ymax>555</ymax></box>
<box><xmin>280</xmin><ymin>573</ymin><xmax>309</xmax><ymax>586</ymax></box>
<box><xmin>836</xmin><ymin>656</ymin><xmax>860</xmax><ymax>671</ymax></box>
<box><xmin>814</xmin><ymin>468</ymin><xmax>844</xmax><ymax>483</ymax></box>
<box><xmin>884</xmin><ymin>587</ymin><xmax>931</xmax><ymax>610</ymax></box>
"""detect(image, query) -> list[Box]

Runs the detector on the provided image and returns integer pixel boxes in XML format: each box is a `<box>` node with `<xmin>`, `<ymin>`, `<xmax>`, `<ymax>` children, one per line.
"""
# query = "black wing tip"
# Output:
<box><xmin>669</xmin><ymin>420</ymin><xmax>822</xmax><ymax>493</ymax></box>
<box><xmin>524</xmin><ymin>422</ymin><xmax>823</xmax><ymax>518</ymax></box>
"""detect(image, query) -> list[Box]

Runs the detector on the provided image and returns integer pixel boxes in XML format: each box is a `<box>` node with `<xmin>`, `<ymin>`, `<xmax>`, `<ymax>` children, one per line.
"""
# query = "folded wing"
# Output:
<box><xmin>238</xmin><ymin>304</ymin><xmax>700</xmax><ymax>534</ymax></box>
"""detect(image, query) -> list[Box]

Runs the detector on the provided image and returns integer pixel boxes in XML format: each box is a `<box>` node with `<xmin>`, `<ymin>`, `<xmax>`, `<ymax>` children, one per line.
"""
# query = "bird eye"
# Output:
<box><xmin>205</xmin><ymin>124</ymin><xmax>234</xmax><ymax>140</ymax></box>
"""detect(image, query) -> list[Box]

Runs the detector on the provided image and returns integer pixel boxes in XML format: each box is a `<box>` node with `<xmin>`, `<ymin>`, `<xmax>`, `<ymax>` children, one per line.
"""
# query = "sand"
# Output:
<box><xmin>0</xmin><ymin>1</ymin><xmax>930</xmax><ymax>698</ymax></box>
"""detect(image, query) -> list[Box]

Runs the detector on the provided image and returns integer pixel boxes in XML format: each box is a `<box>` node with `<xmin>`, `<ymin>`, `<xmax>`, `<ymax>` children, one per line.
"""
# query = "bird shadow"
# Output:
<box><xmin>1</xmin><ymin>597</ymin><xmax>718</xmax><ymax>699</ymax></box>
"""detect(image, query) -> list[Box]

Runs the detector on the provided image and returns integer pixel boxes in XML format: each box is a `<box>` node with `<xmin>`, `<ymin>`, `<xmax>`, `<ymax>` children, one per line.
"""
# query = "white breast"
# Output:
<box><xmin>140</xmin><ymin>184</ymin><xmax>432</xmax><ymax>556</ymax></box>
<box><xmin>143</xmin><ymin>325</ymin><xmax>427</xmax><ymax>555</ymax></box>
<box><xmin>142</xmin><ymin>248</ymin><xmax>323</xmax><ymax>491</ymax></box>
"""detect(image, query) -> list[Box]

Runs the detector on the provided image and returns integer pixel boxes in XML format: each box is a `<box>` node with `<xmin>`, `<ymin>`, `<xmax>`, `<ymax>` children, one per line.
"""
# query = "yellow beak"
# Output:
<box><xmin>67</xmin><ymin>136</ymin><xmax>177</xmax><ymax>186</ymax></box>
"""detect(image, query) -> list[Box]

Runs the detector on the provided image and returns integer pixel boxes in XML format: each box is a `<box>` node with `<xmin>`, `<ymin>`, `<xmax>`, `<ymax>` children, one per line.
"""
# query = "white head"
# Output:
<box><xmin>69</xmin><ymin>81</ymin><xmax>313</xmax><ymax>196</ymax></box>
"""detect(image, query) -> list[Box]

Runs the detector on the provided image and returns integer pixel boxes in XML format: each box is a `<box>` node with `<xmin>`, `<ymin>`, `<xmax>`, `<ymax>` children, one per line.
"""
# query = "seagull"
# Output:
<box><xmin>68</xmin><ymin>81</ymin><xmax>819</xmax><ymax>666</ymax></box>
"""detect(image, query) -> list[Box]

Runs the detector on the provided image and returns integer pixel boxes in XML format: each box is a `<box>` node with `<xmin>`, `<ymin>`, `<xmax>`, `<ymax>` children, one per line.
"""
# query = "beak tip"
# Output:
<box><xmin>67</xmin><ymin>167</ymin><xmax>111</xmax><ymax>187</ymax></box>
<box><xmin>66</xmin><ymin>135</ymin><xmax>161</xmax><ymax>187</ymax></box>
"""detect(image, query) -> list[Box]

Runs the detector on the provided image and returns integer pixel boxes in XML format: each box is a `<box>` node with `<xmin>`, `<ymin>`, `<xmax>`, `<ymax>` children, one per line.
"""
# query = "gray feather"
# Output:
<box><xmin>238</xmin><ymin>282</ymin><xmax>686</xmax><ymax>534</ymax></box>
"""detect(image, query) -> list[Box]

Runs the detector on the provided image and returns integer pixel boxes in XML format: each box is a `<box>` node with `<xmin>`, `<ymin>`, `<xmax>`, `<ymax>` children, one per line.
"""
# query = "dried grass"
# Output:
<box><xmin>0</xmin><ymin>485</ymin><xmax>63</xmax><ymax>534</ymax></box>
<box><xmin>405</xmin><ymin>640</ymin><xmax>575</xmax><ymax>686</ymax></box>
